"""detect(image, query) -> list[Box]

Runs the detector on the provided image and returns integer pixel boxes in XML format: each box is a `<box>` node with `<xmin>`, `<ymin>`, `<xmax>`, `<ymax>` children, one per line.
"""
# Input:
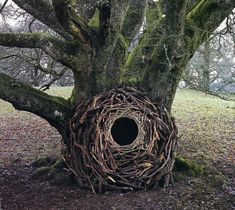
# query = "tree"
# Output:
<box><xmin>0</xmin><ymin>2</ymin><xmax>73</xmax><ymax>87</ymax></box>
<box><xmin>183</xmin><ymin>18</ymin><xmax>235</xmax><ymax>96</ymax></box>
<box><xmin>0</xmin><ymin>0</ymin><xmax>234</xmax><ymax>192</ymax></box>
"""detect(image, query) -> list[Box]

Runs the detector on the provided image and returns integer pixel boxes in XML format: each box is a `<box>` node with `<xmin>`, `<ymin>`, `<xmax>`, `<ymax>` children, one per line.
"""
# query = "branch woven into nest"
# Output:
<box><xmin>67</xmin><ymin>86</ymin><xmax>178</xmax><ymax>193</ymax></box>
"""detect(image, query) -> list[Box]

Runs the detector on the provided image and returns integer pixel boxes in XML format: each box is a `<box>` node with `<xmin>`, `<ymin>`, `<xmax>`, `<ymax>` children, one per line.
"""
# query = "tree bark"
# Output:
<box><xmin>12</xmin><ymin>0</ymin><xmax>71</xmax><ymax>39</ymax></box>
<box><xmin>0</xmin><ymin>73</ymin><xmax>70</xmax><ymax>135</ymax></box>
<box><xmin>124</xmin><ymin>0</ymin><xmax>235</xmax><ymax>109</ymax></box>
<box><xmin>200</xmin><ymin>39</ymin><xmax>210</xmax><ymax>91</ymax></box>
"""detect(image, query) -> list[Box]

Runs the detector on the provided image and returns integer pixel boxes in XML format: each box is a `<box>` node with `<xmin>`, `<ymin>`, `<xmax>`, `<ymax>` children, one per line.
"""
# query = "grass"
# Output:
<box><xmin>171</xmin><ymin>89</ymin><xmax>235</xmax><ymax>165</ymax></box>
<box><xmin>0</xmin><ymin>87</ymin><xmax>234</xmax><ymax>165</ymax></box>
<box><xmin>1</xmin><ymin>87</ymin><xmax>234</xmax><ymax>115</ymax></box>
<box><xmin>0</xmin><ymin>100</ymin><xmax>15</xmax><ymax>114</ymax></box>
<box><xmin>0</xmin><ymin>86</ymin><xmax>73</xmax><ymax>115</ymax></box>
<box><xmin>172</xmin><ymin>88</ymin><xmax>235</xmax><ymax>119</ymax></box>
<box><xmin>1</xmin><ymin>87</ymin><xmax>234</xmax><ymax>118</ymax></box>
<box><xmin>44</xmin><ymin>86</ymin><xmax>73</xmax><ymax>99</ymax></box>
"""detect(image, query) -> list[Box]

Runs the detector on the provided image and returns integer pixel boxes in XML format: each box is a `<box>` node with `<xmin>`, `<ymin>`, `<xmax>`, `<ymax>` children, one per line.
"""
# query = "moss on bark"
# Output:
<box><xmin>0</xmin><ymin>73</ymin><xmax>70</xmax><ymax>135</ymax></box>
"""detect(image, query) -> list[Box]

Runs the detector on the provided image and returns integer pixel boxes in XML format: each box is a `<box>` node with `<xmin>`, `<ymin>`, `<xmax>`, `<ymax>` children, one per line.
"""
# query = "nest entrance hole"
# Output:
<box><xmin>111</xmin><ymin>117</ymin><xmax>138</xmax><ymax>146</ymax></box>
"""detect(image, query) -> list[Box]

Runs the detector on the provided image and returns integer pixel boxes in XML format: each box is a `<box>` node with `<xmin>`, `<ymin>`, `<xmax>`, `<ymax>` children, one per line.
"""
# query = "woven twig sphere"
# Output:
<box><xmin>68</xmin><ymin>86</ymin><xmax>178</xmax><ymax>193</ymax></box>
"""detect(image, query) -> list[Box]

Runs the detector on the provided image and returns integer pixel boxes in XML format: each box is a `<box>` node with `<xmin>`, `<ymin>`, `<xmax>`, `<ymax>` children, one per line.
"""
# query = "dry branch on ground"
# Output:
<box><xmin>68</xmin><ymin>86</ymin><xmax>178</xmax><ymax>193</ymax></box>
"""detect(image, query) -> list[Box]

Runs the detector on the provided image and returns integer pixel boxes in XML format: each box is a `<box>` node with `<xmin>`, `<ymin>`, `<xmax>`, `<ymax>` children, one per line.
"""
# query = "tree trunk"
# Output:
<box><xmin>200</xmin><ymin>39</ymin><xmax>210</xmax><ymax>91</ymax></box>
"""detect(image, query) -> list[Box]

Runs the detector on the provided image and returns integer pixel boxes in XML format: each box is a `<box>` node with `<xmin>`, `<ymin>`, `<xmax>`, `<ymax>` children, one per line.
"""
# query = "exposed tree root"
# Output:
<box><xmin>31</xmin><ymin>157</ymin><xmax>73</xmax><ymax>186</ymax></box>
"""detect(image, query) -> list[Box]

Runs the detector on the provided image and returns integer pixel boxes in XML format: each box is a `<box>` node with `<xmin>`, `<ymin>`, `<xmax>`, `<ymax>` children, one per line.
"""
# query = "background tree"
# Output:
<box><xmin>183</xmin><ymin>14</ymin><xmax>235</xmax><ymax>97</ymax></box>
<box><xmin>0</xmin><ymin>2</ymin><xmax>74</xmax><ymax>87</ymax></box>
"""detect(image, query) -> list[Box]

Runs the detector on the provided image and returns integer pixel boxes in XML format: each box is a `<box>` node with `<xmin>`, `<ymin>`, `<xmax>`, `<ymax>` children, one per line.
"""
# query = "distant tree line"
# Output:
<box><xmin>0</xmin><ymin>2</ymin><xmax>74</xmax><ymax>89</ymax></box>
<box><xmin>183</xmin><ymin>13</ymin><xmax>235</xmax><ymax>95</ymax></box>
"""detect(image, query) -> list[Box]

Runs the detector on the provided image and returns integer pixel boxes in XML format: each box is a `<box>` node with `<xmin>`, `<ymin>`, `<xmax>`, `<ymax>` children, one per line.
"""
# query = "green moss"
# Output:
<box><xmin>174</xmin><ymin>156</ymin><xmax>204</xmax><ymax>175</ymax></box>
<box><xmin>123</xmin><ymin>4</ymin><xmax>164</xmax><ymax>84</ymax></box>
<box><xmin>32</xmin><ymin>166</ymin><xmax>52</xmax><ymax>179</ymax></box>
<box><xmin>52</xmin><ymin>158</ymin><xmax>66</xmax><ymax>169</ymax></box>
<box><xmin>122</xmin><ymin>45</ymin><xmax>144</xmax><ymax>84</ymax></box>
<box><xmin>31</xmin><ymin>157</ymin><xmax>69</xmax><ymax>183</ymax></box>
<box><xmin>31</xmin><ymin>156</ymin><xmax>56</xmax><ymax>167</ymax></box>
<box><xmin>121</xmin><ymin>1</ymin><xmax>147</xmax><ymax>42</ymax></box>
<box><xmin>114</xmin><ymin>33</ymin><xmax>128</xmax><ymax>64</ymax></box>
<box><xmin>89</xmin><ymin>9</ymin><xmax>100</xmax><ymax>29</ymax></box>
<box><xmin>187</xmin><ymin>0</ymin><xmax>218</xmax><ymax>27</ymax></box>
<box><xmin>173</xmin><ymin>157</ymin><xmax>204</xmax><ymax>182</ymax></box>
<box><xmin>185</xmin><ymin>0</ymin><xmax>224</xmax><ymax>54</ymax></box>
<box><xmin>146</xmin><ymin>4</ymin><xmax>160</xmax><ymax>26</ymax></box>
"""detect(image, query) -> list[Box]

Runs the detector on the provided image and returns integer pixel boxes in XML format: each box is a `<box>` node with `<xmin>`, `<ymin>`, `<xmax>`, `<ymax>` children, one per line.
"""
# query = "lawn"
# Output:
<box><xmin>0</xmin><ymin>87</ymin><xmax>234</xmax><ymax>165</ymax></box>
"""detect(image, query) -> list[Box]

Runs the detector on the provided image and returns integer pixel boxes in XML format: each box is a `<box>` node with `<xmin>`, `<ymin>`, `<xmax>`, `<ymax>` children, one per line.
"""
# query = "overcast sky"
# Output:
<box><xmin>0</xmin><ymin>0</ymin><xmax>11</xmax><ymax>3</ymax></box>
<box><xmin>0</xmin><ymin>0</ymin><xmax>10</xmax><ymax>4</ymax></box>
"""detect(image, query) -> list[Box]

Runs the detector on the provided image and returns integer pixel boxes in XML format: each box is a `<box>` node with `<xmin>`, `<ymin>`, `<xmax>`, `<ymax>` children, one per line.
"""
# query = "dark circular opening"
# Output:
<box><xmin>111</xmin><ymin>117</ymin><xmax>138</xmax><ymax>146</ymax></box>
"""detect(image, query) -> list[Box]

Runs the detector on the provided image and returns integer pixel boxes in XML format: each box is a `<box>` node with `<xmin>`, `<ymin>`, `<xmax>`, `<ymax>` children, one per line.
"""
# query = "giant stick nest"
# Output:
<box><xmin>67</xmin><ymin>86</ymin><xmax>178</xmax><ymax>193</ymax></box>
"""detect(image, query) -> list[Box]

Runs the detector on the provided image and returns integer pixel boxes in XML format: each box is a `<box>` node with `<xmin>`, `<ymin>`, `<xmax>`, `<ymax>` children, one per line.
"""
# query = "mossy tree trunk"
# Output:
<box><xmin>124</xmin><ymin>0</ymin><xmax>235</xmax><ymax>109</ymax></box>
<box><xmin>0</xmin><ymin>0</ymin><xmax>234</xmax><ymax>149</ymax></box>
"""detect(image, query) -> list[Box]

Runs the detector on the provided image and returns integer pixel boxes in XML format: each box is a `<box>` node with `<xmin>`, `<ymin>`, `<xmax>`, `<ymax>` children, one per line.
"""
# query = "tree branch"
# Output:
<box><xmin>0</xmin><ymin>54</ymin><xmax>63</xmax><ymax>77</ymax></box>
<box><xmin>0</xmin><ymin>0</ymin><xmax>8</xmax><ymax>14</ymax></box>
<box><xmin>125</xmin><ymin>0</ymin><xmax>235</xmax><ymax>109</ymax></box>
<box><xmin>52</xmin><ymin>0</ymin><xmax>96</xmax><ymax>47</ymax></box>
<box><xmin>0</xmin><ymin>32</ymin><xmax>63</xmax><ymax>49</ymax></box>
<box><xmin>121</xmin><ymin>0</ymin><xmax>148</xmax><ymax>43</ymax></box>
<box><xmin>40</xmin><ymin>67</ymin><xmax>68</xmax><ymax>91</ymax></box>
<box><xmin>12</xmin><ymin>0</ymin><xmax>71</xmax><ymax>39</ymax></box>
<box><xmin>183</xmin><ymin>78</ymin><xmax>235</xmax><ymax>102</ymax></box>
<box><xmin>97</xmin><ymin>0</ymin><xmax>111</xmax><ymax>41</ymax></box>
<box><xmin>110</xmin><ymin>0</ymin><xmax>131</xmax><ymax>33</ymax></box>
<box><xmin>0</xmin><ymin>32</ymin><xmax>81</xmax><ymax>71</ymax></box>
<box><xmin>0</xmin><ymin>72</ymin><xmax>71</xmax><ymax>135</ymax></box>
<box><xmin>187</xmin><ymin>0</ymin><xmax>235</xmax><ymax>46</ymax></box>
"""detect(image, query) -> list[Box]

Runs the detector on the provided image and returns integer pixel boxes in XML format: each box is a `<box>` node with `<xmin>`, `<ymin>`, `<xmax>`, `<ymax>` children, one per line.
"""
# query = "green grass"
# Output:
<box><xmin>171</xmin><ymin>89</ymin><xmax>235</xmax><ymax>163</ymax></box>
<box><xmin>0</xmin><ymin>100</ymin><xmax>15</xmax><ymax>114</ymax></box>
<box><xmin>0</xmin><ymin>87</ymin><xmax>234</xmax><ymax>178</ymax></box>
<box><xmin>172</xmin><ymin>89</ymin><xmax>235</xmax><ymax>119</ymax></box>
<box><xmin>1</xmin><ymin>87</ymin><xmax>234</xmax><ymax>118</ymax></box>
<box><xmin>44</xmin><ymin>86</ymin><xmax>73</xmax><ymax>99</ymax></box>
<box><xmin>0</xmin><ymin>86</ymin><xmax>73</xmax><ymax>115</ymax></box>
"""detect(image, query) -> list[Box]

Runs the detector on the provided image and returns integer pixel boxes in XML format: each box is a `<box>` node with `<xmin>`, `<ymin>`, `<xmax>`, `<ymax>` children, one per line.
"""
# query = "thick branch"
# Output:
<box><xmin>110</xmin><ymin>0</ymin><xmax>131</xmax><ymax>33</ymax></box>
<box><xmin>52</xmin><ymin>0</ymin><xmax>96</xmax><ymax>46</ymax></box>
<box><xmin>97</xmin><ymin>0</ymin><xmax>111</xmax><ymax>41</ymax></box>
<box><xmin>0</xmin><ymin>33</ymin><xmax>62</xmax><ymax>49</ymax></box>
<box><xmin>0</xmin><ymin>32</ymin><xmax>81</xmax><ymax>72</ymax></box>
<box><xmin>0</xmin><ymin>72</ymin><xmax>70</xmax><ymax>135</ymax></box>
<box><xmin>188</xmin><ymin>0</ymin><xmax>235</xmax><ymax>28</ymax></box>
<box><xmin>12</xmin><ymin>0</ymin><xmax>71</xmax><ymax>39</ymax></box>
<box><xmin>125</xmin><ymin>0</ymin><xmax>235</xmax><ymax>109</ymax></box>
<box><xmin>187</xmin><ymin>0</ymin><xmax>235</xmax><ymax>49</ymax></box>
<box><xmin>121</xmin><ymin>0</ymin><xmax>148</xmax><ymax>43</ymax></box>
